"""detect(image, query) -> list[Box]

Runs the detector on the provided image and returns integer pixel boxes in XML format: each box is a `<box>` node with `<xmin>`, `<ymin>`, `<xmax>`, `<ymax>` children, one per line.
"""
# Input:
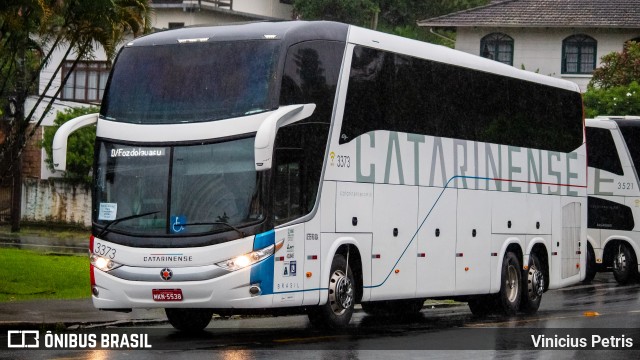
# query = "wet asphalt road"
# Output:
<box><xmin>3</xmin><ymin>272</ymin><xmax>639</xmax><ymax>360</ymax></box>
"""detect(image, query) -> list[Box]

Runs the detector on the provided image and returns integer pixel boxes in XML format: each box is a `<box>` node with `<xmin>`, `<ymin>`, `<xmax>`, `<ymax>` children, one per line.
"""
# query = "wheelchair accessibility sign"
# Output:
<box><xmin>170</xmin><ymin>215</ymin><xmax>186</xmax><ymax>233</ymax></box>
<box><xmin>282</xmin><ymin>261</ymin><xmax>297</xmax><ymax>277</ymax></box>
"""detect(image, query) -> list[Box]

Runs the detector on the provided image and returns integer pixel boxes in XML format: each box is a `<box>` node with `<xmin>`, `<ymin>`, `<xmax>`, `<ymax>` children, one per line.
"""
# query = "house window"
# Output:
<box><xmin>562</xmin><ymin>34</ymin><xmax>597</xmax><ymax>74</ymax></box>
<box><xmin>480</xmin><ymin>33</ymin><xmax>514</xmax><ymax>66</ymax></box>
<box><xmin>61</xmin><ymin>61</ymin><xmax>110</xmax><ymax>103</ymax></box>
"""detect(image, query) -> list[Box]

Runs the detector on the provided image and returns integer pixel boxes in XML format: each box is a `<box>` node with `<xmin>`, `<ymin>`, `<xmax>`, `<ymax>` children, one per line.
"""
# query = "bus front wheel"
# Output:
<box><xmin>307</xmin><ymin>254</ymin><xmax>355</xmax><ymax>329</ymax></box>
<box><xmin>165</xmin><ymin>308</ymin><xmax>214</xmax><ymax>333</ymax></box>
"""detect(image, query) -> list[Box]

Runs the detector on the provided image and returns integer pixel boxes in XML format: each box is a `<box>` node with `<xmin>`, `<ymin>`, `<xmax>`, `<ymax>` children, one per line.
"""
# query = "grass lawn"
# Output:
<box><xmin>0</xmin><ymin>248</ymin><xmax>90</xmax><ymax>301</ymax></box>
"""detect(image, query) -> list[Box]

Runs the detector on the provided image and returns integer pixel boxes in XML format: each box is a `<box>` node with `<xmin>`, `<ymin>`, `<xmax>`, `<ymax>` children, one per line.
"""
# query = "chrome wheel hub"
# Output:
<box><xmin>614</xmin><ymin>248</ymin><xmax>627</xmax><ymax>272</ymax></box>
<box><xmin>329</xmin><ymin>269</ymin><xmax>353</xmax><ymax>315</ymax></box>
<box><xmin>528</xmin><ymin>266</ymin><xmax>544</xmax><ymax>298</ymax></box>
<box><xmin>505</xmin><ymin>265</ymin><xmax>519</xmax><ymax>302</ymax></box>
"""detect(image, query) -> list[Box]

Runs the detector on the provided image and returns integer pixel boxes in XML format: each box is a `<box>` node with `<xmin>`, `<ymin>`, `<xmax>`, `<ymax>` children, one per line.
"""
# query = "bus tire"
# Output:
<box><xmin>582</xmin><ymin>243</ymin><xmax>597</xmax><ymax>284</ymax></box>
<box><xmin>612</xmin><ymin>243</ymin><xmax>638</xmax><ymax>285</ymax></box>
<box><xmin>467</xmin><ymin>295</ymin><xmax>495</xmax><ymax>317</ymax></box>
<box><xmin>520</xmin><ymin>253</ymin><xmax>544</xmax><ymax>314</ymax></box>
<box><xmin>307</xmin><ymin>254</ymin><xmax>355</xmax><ymax>329</ymax></box>
<box><xmin>498</xmin><ymin>251</ymin><xmax>521</xmax><ymax>315</ymax></box>
<box><xmin>165</xmin><ymin>308</ymin><xmax>214</xmax><ymax>333</ymax></box>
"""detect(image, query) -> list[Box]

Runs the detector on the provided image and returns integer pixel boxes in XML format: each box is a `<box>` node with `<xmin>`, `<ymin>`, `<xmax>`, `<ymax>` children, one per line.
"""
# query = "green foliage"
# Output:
<box><xmin>293</xmin><ymin>0</ymin><xmax>488</xmax><ymax>43</ymax></box>
<box><xmin>589</xmin><ymin>41</ymin><xmax>640</xmax><ymax>90</ymax></box>
<box><xmin>585</xmin><ymin>42</ymin><xmax>640</xmax><ymax>117</ymax></box>
<box><xmin>42</xmin><ymin>107</ymin><xmax>98</xmax><ymax>185</ymax></box>
<box><xmin>293</xmin><ymin>0</ymin><xmax>380</xmax><ymax>27</ymax></box>
<box><xmin>0</xmin><ymin>248</ymin><xmax>90</xmax><ymax>301</ymax></box>
<box><xmin>583</xmin><ymin>81</ymin><xmax>640</xmax><ymax>118</ymax></box>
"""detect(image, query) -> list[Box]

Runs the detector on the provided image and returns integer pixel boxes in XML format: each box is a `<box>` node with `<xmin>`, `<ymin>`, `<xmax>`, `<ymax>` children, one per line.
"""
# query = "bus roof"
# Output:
<box><xmin>126</xmin><ymin>20</ymin><xmax>580</xmax><ymax>94</ymax></box>
<box><xmin>126</xmin><ymin>21</ymin><xmax>349</xmax><ymax>47</ymax></box>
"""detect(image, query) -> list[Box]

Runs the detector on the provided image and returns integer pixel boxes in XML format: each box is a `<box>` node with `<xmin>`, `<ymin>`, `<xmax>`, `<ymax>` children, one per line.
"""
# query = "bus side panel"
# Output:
<box><xmin>320</xmin><ymin>181</ymin><xmax>337</xmax><ymax>233</ymax></box>
<box><xmin>303</xmin><ymin>209</ymin><xmax>322</xmax><ymax>306</ymax></box>
<box><xmin>455</xmin><ymin>189</ymin><xmax>492</xmax><ymax>295</ymax></box>
<box><xmin>492</xmin><ymin>192</ymin><xmax>528</xmax><ymax>234</ymax></box>
<box><xmin>335</xmin><ymin>182</ymin><xmax>373</xmax><ymax>233</ymax></box>
<box><xmin>527</xmin><ymin>194</ymin><xmax>552</xmax><ymax>235</ymax></box>
<box><xmin>370</xmin><ymin>184</ymin><xmax>418</xmax><ymax>300</ymax></box>
<box><xmin>271</xmin><ymin>224</ymin><xmax>305</xmax><ymax>307</ymax></box>
<box><xmin>416</xmin><ymin>187</ymin><xmax>457</xmax><ymax>297</ymax></box>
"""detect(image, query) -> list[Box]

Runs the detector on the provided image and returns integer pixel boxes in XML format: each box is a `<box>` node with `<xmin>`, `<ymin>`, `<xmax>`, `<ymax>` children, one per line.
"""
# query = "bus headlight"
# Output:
<box><xmin>90</xmin><ymin>253</ymin><xmax>123</xmax><ymax>272</ymax></box>
<box><xmin>215</xmin><ymin>241</ymin><xmax>283</xmax><ymax>271</ymax></box>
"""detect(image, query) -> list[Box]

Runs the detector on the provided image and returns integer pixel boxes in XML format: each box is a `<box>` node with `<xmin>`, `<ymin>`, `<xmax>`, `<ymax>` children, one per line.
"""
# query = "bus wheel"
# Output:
<box><xmin>612</xmin><ymin>243</ymin><xmax>638</xmax><ymax>285</ymax></box>
<box><xmin>498</xmin><ymin>251</ymin><xmax>521</xmax><ymax>315</ymax></box>
<box><xmin>582</xmin><ymin>243</ymin><xmax>597</xmax><ymax>284</ymax></box>
<box><xmin>520</xmin><ymin>253</ymin><xmax>544</xmax><ymax>314</ymax></box>
<box><xmin>308</xmin><ymin>254</ymin><xmax>355</xmax><ymax>329</ymax></box>
<box><xmin>467</xmin><ymin>295</ymin><xmax>496</xmax><ymax>317</ymax></box>
<box><xmin>165</xmin><ymin>308</ymin><xmax>213</xmax><ymax>333</ymax></box>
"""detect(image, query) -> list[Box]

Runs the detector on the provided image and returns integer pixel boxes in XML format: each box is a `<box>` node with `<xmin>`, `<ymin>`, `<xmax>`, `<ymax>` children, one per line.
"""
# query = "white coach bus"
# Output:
<box><xmin>53</xmin><ymin>21</ymin><xmax>587</xmax><ymax>332</ymax></box>
<box><xmin>585</xmin><ymin>116</ymin><xmax>640</xmax><ymax>284</ymax></box>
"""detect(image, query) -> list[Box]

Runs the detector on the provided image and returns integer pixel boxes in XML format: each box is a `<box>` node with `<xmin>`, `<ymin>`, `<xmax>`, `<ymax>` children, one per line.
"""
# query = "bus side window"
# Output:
<box><xmin>585</xmin><ymin>127</ymin><xmax>624</xmax><ymax>175</ymax></box>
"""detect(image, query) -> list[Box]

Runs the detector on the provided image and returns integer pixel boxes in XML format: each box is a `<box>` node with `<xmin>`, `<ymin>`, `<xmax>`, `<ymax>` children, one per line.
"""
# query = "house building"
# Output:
<box><xmin>418</xmin><ymin>0</ymin><xmax>640</xmax><ymax>92</ymax></box>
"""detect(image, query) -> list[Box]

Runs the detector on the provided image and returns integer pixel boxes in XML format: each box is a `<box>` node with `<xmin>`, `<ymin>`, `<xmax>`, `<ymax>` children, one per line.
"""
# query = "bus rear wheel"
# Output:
<box><xmin>520</xmin><ymin>253</ymin><xmax>544</xmax><ymax>314</ymax></box>
<box><xmin>498</xmin><ymin>251</ymin><xmax>521</xmax><ymax>315</ymax></box>
<box><xmin>308</xmin><ymin>254</ymin><xmax>355</xmax><ymax>329</ymax></box>
<box><xmin>612</xmin><ymin>243</ymin><xmax>638</xmax><ymax>285</ymax></box>
<box><xmin>582</xmin><ymin>243</ymin><xmax>597</xmax><ymax>284</ymax></box>
<box><xmin>165</xmin><ymin>308</ymin><xmax>214</xmax><ymax>333</ymax></box>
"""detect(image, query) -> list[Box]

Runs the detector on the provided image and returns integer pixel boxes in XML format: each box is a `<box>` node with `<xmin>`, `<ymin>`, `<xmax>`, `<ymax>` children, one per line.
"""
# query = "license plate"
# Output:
<box><xmin>152</xmin><ymin>289</ymin><xmax>183</xmax><ymax>302</ymax></box>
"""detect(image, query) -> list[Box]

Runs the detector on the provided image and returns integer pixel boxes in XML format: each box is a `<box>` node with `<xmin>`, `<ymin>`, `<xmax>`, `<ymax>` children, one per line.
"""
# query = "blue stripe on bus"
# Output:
<box><xmin>253</xmin><ymin>229</ymin><xmax>275</xmax><ymax>250</ymax></box>
<box><xmin>250</xmin><ymin>230</ymin><xmax>276</xmax><ymax>295</ymax></box>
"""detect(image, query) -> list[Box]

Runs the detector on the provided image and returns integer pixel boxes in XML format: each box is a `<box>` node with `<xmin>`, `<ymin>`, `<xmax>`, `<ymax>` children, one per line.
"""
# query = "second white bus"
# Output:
<box><xmin>585</xmin><ymin>116</ymin><xmax>640</xmax><ymax>284</ymax></box>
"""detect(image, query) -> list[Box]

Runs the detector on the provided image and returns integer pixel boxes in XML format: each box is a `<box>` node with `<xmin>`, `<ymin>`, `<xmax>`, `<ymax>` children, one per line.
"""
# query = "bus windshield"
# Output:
<box><xmin>100</xmin><ymin>41</ymin><xmax>280</xmax><ymax>124</ymax></box>
<box><xmin>617</xmin><ymin>122</ymin><xmax>640</xmax><ymax>174</ymax></box>
<box><xmin>94</xmin><ymin>137</ymin><xmax>264</xmax><ymax>236</ymax></box>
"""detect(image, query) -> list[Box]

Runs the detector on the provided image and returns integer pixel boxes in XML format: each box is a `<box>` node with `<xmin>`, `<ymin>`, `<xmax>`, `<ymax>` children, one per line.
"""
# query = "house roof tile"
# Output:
<box><xmin>418</xmin><ymin>0</ymin><xmax>640</xmax><ymax>29</ymax></box>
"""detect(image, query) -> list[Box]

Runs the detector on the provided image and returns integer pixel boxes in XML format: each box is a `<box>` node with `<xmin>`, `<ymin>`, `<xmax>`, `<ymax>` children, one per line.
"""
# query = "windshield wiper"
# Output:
<box><xmin>98</xmin><ymin>211</ymin><xmax>160</xmax><ymax>238</ymax></box>
<box><xmin>180</xmin><ymin>221</ymin><xmax>246</xmax><ymax>237</ymax></box>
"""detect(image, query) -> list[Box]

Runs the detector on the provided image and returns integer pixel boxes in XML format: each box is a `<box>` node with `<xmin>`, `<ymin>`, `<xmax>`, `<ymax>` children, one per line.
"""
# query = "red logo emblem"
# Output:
<box><xmin>160</xmin><ymin>268</ymin><xmax>173</xmax><ymax>281</ymax></box>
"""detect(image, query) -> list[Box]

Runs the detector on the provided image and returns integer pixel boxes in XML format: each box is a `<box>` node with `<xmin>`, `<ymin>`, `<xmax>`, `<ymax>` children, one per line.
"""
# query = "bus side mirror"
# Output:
<box><xmin>52</xmin><ymin>113</ymin><xmax>99</xmax><ymax>171</ymax></box>
<box><xmin>254</xmin><ymin>104</ymin><xmax>315</xmax><ymax>171</ymax></box>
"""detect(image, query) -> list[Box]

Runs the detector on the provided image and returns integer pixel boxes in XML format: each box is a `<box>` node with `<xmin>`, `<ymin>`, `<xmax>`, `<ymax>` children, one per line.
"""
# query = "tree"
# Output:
<box><xmin>589</xmin><ymin>41</ymin><xmax>640</xmax><ymax>89</ymax></box>
<box><xmin>41</xmin><ymin>106</ymin><xmax>98</xmax><ymax>185</ymax></box>
<box><xmin>0</xmin><ymin>0</ymin><xmax>151</xmax><ymax>231</ymax></box>
<box><xmin>585</xmin><ymin>41</ymin><xmax>640</xmax><ymax>117</ymax></box>
<box><xmin>293</xmin><ymin>0</ymin><xmax>380</xmax><ymax>27</ymax></box>
<box><xmin>293</xmin><ymin>0</ymin><xmax>489</xmax><ymax>44</ymax></box>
